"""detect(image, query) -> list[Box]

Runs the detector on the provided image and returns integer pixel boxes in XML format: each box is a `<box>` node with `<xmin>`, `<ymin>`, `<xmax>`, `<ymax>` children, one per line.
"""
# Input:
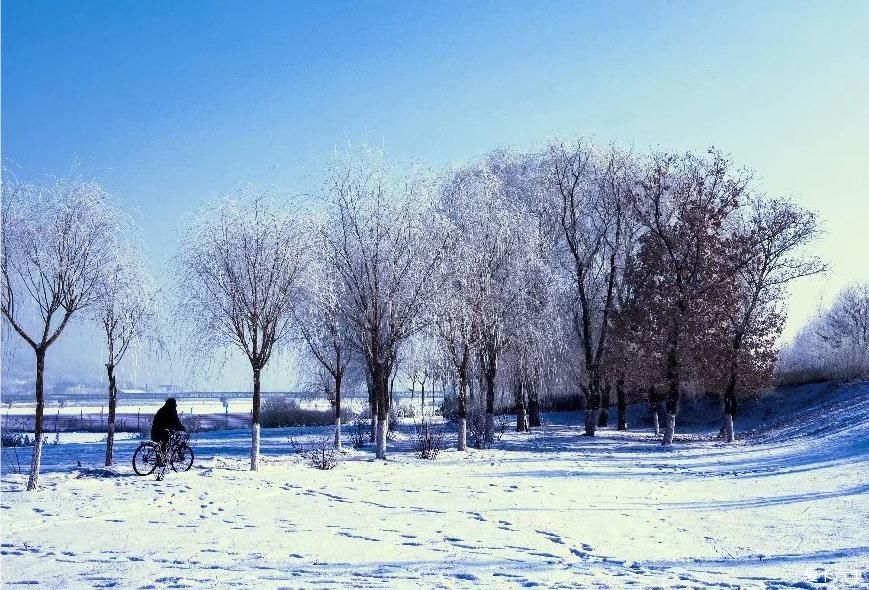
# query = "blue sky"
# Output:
<box><xmin>2</xmin><ymin>1</ymin><xmax>868</xmax><ymax>391</ymax></box>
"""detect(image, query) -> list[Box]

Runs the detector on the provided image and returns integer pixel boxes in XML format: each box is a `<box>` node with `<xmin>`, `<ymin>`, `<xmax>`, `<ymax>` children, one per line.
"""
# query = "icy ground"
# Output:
<box><xmin>2</xmin><ymin>383</ymin><xmax>868</xmax><ymax>589</ymax></box>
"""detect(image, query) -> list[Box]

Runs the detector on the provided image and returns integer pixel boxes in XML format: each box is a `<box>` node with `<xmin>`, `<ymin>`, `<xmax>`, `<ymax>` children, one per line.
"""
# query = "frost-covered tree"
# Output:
<box><xmin>175</xmin><ymin>188</ymin><xmax>308</xmax><ymax>470</ymax></box>
<box><xmin>784</xmin><ymin>281</ymin><xmax>869</xmax><ymax>382</ymax></box>
<box><xmin>295</xmin><ymin>249</ymin><xmax>354</xmax><ymax>449</ymax></box>
<box><xmin>320</xmin><ymin>147</ymin><xmax>447</xmax><ymax>459</ymax></box>
<box><xmin>97</xmin><ymin>255</ymin><xmax>161</xmax><ymax>466</ymax></box>
<box><xmin>438</xmin><ymin>152</ymin><xmax>540</xmax><ymax>443</ymax></box>
<box><xmin>1</xmin><ymin>175</ymin><xmax>119</xmax><ymax>490</ymax></box>
<box><xmin>543</xmin><ymin>141</ymin><xmax>629</xmax><ymax>436</ymax></box>
<box><xmin>402</xmin><ymin>332</ymin><xmax>437</xmax><ymax>417</ymax></box>
<box><xmin>817</xmin><ymin>281</ymin><xmax>869</xmax><ymax>368</ymax></box>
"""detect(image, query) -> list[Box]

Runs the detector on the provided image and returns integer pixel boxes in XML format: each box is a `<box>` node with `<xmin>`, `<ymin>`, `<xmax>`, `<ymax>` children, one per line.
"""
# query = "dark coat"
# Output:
<box><xmin>151</xmin><ymin>400</ymin><xmax>185</xmax><ymax>443</ymax></box>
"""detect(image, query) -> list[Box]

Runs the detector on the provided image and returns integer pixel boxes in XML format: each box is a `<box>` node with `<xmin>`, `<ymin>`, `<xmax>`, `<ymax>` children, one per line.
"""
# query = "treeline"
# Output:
<box><xmin>777</xmin><ymin>282</ymin><xmax>869</xmax><ymax>385</ymax></box>
<box><xmin>1</xmin><ymin>141</ymin><xmax>831</xmax><ymax>489</ymax></box>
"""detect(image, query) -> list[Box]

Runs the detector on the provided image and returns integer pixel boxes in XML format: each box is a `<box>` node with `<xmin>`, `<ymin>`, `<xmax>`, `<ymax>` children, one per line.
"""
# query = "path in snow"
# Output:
<box><xmin>1</xmin><ymin>382</ymin><xmax>868</xmax><ymax>589</ymax></box>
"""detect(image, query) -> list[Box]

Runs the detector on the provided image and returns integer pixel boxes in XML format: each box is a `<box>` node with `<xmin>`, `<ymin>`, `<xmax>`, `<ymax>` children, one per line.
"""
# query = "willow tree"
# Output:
<box><xmin>1</xmin><ymin>176</ymin><xmax>118</xmax><ymax>490</ymax></box>
<box><xmin>295</xmin><ymin>249</ymin><xmax>354</xmax><ymax>449</ymax></box>
<box><xmin>320</xmin><ymin>147</ymin><xmax>447</xmax><ymax>460</ymax></box>
<box><xmin>176</xmin><ymin>188</ymin><xmax>308</xmax><ymax>470</ymax></box>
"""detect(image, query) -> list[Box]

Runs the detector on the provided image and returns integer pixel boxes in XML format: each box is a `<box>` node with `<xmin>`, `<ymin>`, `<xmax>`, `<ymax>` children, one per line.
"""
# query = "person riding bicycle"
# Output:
<box><xmin>151</xmin><ymin>398</ymin><xmax>186</xmax><ymax>465</ymax></box>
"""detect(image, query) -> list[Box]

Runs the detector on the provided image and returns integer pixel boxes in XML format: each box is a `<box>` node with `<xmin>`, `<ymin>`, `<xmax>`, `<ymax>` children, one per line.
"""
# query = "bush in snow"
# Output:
<box><xmin>181</xmin><ymin>414</ymin><xmax>203</xmax><ymax>435</ymax></box>
<box><xmin>261</xmin><ymin>396</ymin><xmax>353</xmax><ymax>428</ymax></box>
<box><xmin>414</xmin><ymin>418</ymin><xmax>444</xmax><ymax>460</ymax></box>
<box><xmin>351</xmin><ymin>418</ymin><xmax>368</xmax><ymax>449</ymax></box>
<box><xmin>1</xmin><ymin>432</ymin><xmax>33</xmax><ymax>448</ymax></box>
<box><xmin>308</xmin><ymin>435</ymin><xmax>339</xmax><ymax>470</ymax></box>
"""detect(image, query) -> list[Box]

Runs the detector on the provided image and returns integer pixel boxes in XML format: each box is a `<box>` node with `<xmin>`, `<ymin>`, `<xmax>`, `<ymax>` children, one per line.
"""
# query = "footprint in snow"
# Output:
<box><xmin>454</xmin><ymin>573</ymin><xmax>478</xmax><ymax>581</ymax></box>
<box><xmin>536</xmin><ymin>530</ymin><xmax>565</xmax><ymax>544</ymax></box>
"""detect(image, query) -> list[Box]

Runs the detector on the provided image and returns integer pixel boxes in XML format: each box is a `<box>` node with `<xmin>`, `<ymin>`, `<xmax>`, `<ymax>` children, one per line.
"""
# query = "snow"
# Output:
<box><xmin>2</xmin><ymin>383</ymin><xmax>868</xmax><ymax>589</ymax></box>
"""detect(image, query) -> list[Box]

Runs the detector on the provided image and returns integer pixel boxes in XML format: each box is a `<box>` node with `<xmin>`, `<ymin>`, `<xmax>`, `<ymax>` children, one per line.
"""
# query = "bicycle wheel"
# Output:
<box><xmin>132</xmin><ymin>442</ymin><xmax>159</xmax><ymax>476</ymax></box>
<box><xmin>171</xmin><ymin>445</ymin><xmax>194</xmax><ymax>472</ymax></box>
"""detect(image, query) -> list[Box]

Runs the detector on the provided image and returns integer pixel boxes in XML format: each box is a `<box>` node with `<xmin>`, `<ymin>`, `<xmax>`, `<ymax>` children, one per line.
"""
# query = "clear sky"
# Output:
<box><xmin>2</xmin><ymin>0</ymin><xmax>868</xmax><ymax>392</ymax></box>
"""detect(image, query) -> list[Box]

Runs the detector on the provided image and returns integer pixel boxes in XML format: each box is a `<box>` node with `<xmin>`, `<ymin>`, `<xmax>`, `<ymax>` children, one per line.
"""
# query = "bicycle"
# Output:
<box><xmin>132</xmin><ymin>431</ymin><xmax>194</xmax><ymax>479</ymax></box>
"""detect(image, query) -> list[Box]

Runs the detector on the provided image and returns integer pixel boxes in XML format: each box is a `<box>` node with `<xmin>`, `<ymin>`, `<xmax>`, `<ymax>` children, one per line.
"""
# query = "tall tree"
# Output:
<box><xmin>1</xmin><ymin>176</ymin><xmax>119</xmax><ymax>490</ymax></box>
<box><xmin>545</xmin><ymin>141</ymin><xmax>628</xmax><ymax>436</ymax></box>
<box><xmin>176</xmin><ymin>188</ymin><xmax>308</xmax><ymax>470</ymax></box>
<box><xmin>631</xmin><ymin>149</ymin><xmax>753</xmax><ymax>445</ymax></box>
<box><xmin>718</xmin><ymin>197</ymin><xmax>825</xmax><ymax>441</ymax></box>
<box><xmin>295</xmin><ymin>252</ymin><xmax>354</xmax><ymax>449</ymax></box>
<box><xmin>320</xmin><ymin>147</ymin><xmax>447</xmax><ymax>459</ymax></box>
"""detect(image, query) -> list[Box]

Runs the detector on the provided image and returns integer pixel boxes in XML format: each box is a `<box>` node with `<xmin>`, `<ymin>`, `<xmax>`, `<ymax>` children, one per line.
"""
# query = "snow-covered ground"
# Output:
<box><xmin>1</xmin><ymin>382</ymin><xmax>867</xmax><ymax>589</ymax></box>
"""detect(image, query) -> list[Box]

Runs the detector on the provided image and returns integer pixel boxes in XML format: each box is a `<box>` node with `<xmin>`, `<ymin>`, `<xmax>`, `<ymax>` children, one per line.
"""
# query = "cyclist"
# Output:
<box><xmin>150</xmin><ymin>398</ymin><xmax>186</xmax><ymax>465</ymax></box>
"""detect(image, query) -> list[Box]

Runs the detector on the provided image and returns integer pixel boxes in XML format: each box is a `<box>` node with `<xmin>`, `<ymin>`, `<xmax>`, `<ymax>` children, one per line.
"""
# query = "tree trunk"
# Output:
<box><xmin>598</xmin><ymin>383</ymin><xmax>611</xmax><ymax>427</ymax></box>
<box><xmin>516</xmin><ymin>406</ymin><xmax>528</xmax><ymax>432</ymax></box>
<box><xmin>528</xmin><ymin>381</ymin><xmax>541</xmax><ymax>428</ymax></box>
<box><xmin>368</xmin><ymin>381</ymin><xmax>377</xmax><ymax>443</ymax></box>
<box><xmin>514</xmin><ymin>379</ymin><xmax>528</xmax><ymax>432</ymax></box>
<box><xmin>27</xmin><ymin>348</ymin><xmax>47</xmax><ymax>491</ymax></box>
<box><xmin>662</xmin><ymin>320</ymin><xmax>681</xmax><ymax>446</ymax></box>
<box><xmin>723</xmin><ymin>413</ymin><xmax>734</xmax><ymax>443</ymax></box>
<box><xmin>420</xmin><ymin>383</ymin><xmax>425</xmax><ymax>416</ymax></box>
<box><xmin>251</xmin><ymin>367</ymin><xmax>261</xmax><ymax>471</ymax></box>
<box><xmin>457</xmin><ymin>417</ymin><xmax>467</xmax><ymax>451</ymax></box>
<box><xmin>616</xmin><ymin>375</ymin><xmax>627</xmax><ymax>431</ymax></box>
<box><xmin>662</xmin><ymin>413</ymin><xmax>676</xmax><ymax>446</ymax></box>
<box><xmin>334</xmin><ymin>374</ymin><xmax>342</xmax><ymax>449</ymax></box>
<box><xmin>722</xmin><ymin>336</ymin><xmax>740</xmax><ymax>444</ymax></box>
<box><xmin>484</xmin><ymin>365</ymin><xmax>496</xmax><ymax>443</ymax></box>
<box><xmin>375</xmin><ymin>414</ymin><xmax>387</xmax><ymax>460</ymax></box>
<box><xmin>105</xmin><ymin>363</ymin><xmax>117</xmax><ymax>466</ymax></box>
<box><xmin>457</xmin><ymin>364</ymin><xmax>468</xmax><ymax>451</ymax></box>
<box><xmin>652</xmin><ymin>411</ymin><xmax>660</xmax><ymax>436</ymax></box>
<box><xmin>584</xmin><ymin>380</ymin><xmax>600</xmax><ymax>436</ymax></box>
<box><xmin>375</xmin><ymin>363</ymin><xmax>388</xmax><ymax>459</ymax></box>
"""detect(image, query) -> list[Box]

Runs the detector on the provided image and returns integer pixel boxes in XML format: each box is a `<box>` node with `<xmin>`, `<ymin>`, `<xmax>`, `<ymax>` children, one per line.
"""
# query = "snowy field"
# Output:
<box><xmin>1</xmin><ymin>383</ymin><xmax>868</xmax><ymax>589</ymax></box>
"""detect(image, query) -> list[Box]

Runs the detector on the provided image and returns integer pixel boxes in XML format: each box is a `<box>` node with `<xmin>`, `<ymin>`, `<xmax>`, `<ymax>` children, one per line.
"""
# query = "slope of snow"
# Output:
<box><xmin>1</xmin><ymin>382</ymin><xmax>867</xmax><ymax>589</ymax></box>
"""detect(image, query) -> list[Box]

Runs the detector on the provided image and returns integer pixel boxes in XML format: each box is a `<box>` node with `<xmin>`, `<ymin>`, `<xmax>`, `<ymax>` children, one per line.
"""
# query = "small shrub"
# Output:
<box><xmin>396</xmin><ymin>403</ymin><xmax>417</xmax><ymax>419</ymax></box>
<box><xmin>351</xmin><ymin>418</ymin><xmax>368</xmax><ymax>449</ymax></box>
<box><xmin>181</xmin><ymin>414</ymin><xmax>203</xmax><ymax>435</ymax></box>
<box><xmin>388</xmin><ymin>404</ymin><xmax>401</xmax><ymax>432</ymax></box>
<box><xmin>308</xmin><ymin>435</ymin><xmax>338</xmax><ymax>470</ymax></box>
<box><xmin>262</xmin><ymin>396</ymin><xmax>352</xmax><ymax>428</ymax></box>
<box><xmin>1</xmin><ymin>447</ymin><xmax>24</xmax><ymax>474</ymax></box>
<box><xmin>414</xmin><ymin>418</ymin><xmax>444</xmax><ymax>460</ymax></box>
<box><xmin>137</xmin><ymin>416</ymin><xmax>153</xmax><ymax>440</ymax></box>
<box><xmin>1</xmin><ymin>432</ymin><xmax>32</xmax><ymax>448</ymax></box>
<box><xmin>439</xmin><ymin>393</ymin><xmax>458</xmax><ymax>422</ymax></box>
<box><xmin>467</xmin><ymin>405</ymin><xmax>505</xmax><ymax>450</ymax></box>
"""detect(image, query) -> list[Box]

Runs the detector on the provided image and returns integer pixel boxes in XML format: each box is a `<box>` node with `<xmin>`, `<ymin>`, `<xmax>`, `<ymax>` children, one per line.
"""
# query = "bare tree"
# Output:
<box><xmin>1</xmin><ymin>176</ymin><xmax>118</xmax><ymax>490</ymax></box>
<box><xmin>295</xmin><ymin>252</ymin><xmax>354</xmax><ymax>449</ymax></box>
<box><xmin>631</xmin><ymin>149</ymin><xmax>753</xmax><ymax>445</ymax></box>
<box><xmin>176</xmin><ymin>188</ymin><xmax>308</xmax><ymax>470</ymax></box>
<box><xmin>97</xmin><ymin>256</ymin><xmax>161</xmax><ymax>465</ymax></box>
<box><xmin>320</xmin><ymin>147</ymin><xmax>447</xmax><ymax>459</ymax></box>
<box><xmin>719</xmin><ymin>197</ymin><xmax>825</xmax><ymax>441</ymax></box>
<box><xmin>544</xmin><ymin>140</ymin><xmax>629</xmax><ymax>436</ymax></box>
